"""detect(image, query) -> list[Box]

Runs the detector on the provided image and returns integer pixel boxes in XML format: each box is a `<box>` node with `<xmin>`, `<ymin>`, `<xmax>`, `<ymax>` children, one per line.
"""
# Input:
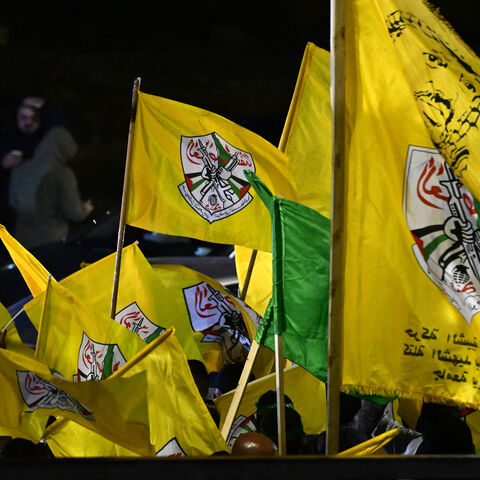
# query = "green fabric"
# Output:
<box><xmin>246</xmin><ymin>170</ymin><xmax>330</xmax><ymax>382</ymax></box>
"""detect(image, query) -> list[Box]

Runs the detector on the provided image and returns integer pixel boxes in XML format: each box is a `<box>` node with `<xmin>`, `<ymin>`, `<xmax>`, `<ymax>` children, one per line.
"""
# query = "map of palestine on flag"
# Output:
<box><xmin>125</xmin><ymin>90</ymin><xmax>298</xmax><ymax>252</ymax></box>
<box><xmin>235</xmin><ymin>42</ymin><xmax>332</xmax><ymax>317</ymax></box>
<box><xmin>246</xmin><ymin>171</ymin><xmax>330</xmax><ymax>381</ymax></box>
<box><xmin>342</xmin><ymin>0</ymin><xmax>480</xmax><ymax>407</ymax></box>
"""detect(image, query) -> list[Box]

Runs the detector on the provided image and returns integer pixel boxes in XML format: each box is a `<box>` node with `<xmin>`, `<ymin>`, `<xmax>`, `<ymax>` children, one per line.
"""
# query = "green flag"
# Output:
<box><xmin>246</xmin><ymin>170</ymin><xmax>330</xmax><ymax>381</ymax></box>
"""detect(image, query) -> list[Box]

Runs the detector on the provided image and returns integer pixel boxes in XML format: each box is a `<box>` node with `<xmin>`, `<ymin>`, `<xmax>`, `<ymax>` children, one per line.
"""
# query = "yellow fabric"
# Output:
<box><xmin>374</xmin><ymin>0</ymin><xmax>480</xmax><ymax>198</ymax></box>
<box><xmin>125</xmin><ymin>91</ymin><xmax>298</xmax><ymax>252</ymax></box>
<box><xmin>29</xmin><ymin>280</ymin><xmax>146</xmax><ymax>381</ymax></box>
<box><xmin>0</xmin><ymin>348</ymin><xmax>153</xmax><ymax>455</ymax></box>
<box><xmin>336</xmin><ymin>428</ymin><xmax>400</xmax><ymax>457</ymax></box>
<box><xmin>396</xmin><ymin>398</ymin><xmax>423</xmax><ymax>430</ymax></box>
<box><xmin>0</xmin><ymin>302</ymin><xmax>34</xmax><ymax>358</ymax></box>
<box><xmin>342</xmin><ymin>0</ymin><xmax>480</xmax><ymax>406</ymax></box>
<box><xmin>214</xmin><ymin>364</ymin><xmax>326</xmax><ymax>435</ymax></box>
<box><xmin>58</xmin><ymin>243</ymin><xmax>203</xmax><ymax>365</ymax></box>
<box><xmin>235</xmin><ymin>43</ymin><xmax>331</xmax><ymax>320</ymax></box>
<box><xmin>0</xmin><ymin>224</ymin><xmax>50</xmax><ymax>296</ymax></box>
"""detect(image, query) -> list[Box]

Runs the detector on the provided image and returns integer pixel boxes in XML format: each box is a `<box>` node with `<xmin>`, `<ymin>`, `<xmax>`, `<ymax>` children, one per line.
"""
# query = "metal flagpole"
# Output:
<box><xmin>110</xmin><ymin>77</ymin><xmax>141</xmax><ymax>320</ymax></box>
<box><xmin>327</xmin><ymin>0</ymin><xmax>346</xmax><ymax>455</ymax></box>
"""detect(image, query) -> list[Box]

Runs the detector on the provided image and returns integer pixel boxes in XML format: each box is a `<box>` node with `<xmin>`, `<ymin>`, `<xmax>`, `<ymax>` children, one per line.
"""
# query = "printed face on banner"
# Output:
<box><xmin>115</xmin><ymin>302</ymin><xmax>165</xmax><ymax>344</ymax></box>
<box><xmin>75</xmin><ymin>332</ymin><xmax>126</xmax><ymax>382</ymax></box>
<box><xmin>178</xmin><ymin>132</ymin><xmax>255</xmax><ymax>223</ymax></box>
<box><xmin>387</xmin><ymin>9</ymin><xmax>480</xmax><ymax>178</ymax></box>
<box><xmin>404</xmin><ymin>145</ymin><xmax>480</xmax><ymax>323</ymax></box>
<box><xmin>17</xmin><ymin>371</ymin><xmax>93</xmax><ymax>418</ymax></box>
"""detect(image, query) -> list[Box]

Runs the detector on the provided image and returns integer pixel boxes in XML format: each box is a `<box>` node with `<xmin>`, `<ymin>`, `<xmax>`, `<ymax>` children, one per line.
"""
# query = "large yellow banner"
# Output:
<box><xmin>342</xmin><ymin>0</ymin><xmax>480</xmax><ymax>407</ymax></box>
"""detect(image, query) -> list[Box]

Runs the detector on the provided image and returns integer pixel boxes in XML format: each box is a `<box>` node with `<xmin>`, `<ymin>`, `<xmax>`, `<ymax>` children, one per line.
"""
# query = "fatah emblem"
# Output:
<box><xmin>178</xmin><ymin>132</ymin><xmax>255</xmax><ymax>223</ymax></box>
<box><xmin>183</xmin><ymin>282</ymin><xmax>250</xmax><ymax>364</ymax></box>
<box><xmin>17</xmin><ymin>371</ymin><xmax>93</xmax><ymax>419</ymax></box>
<box><xmin>155</xmin><ymin>438</ymin><xmax>186</xmax><ymax>457</ymax></box>
<box><xmin>403</xmin><ymin>145</ymin><xmax>480</xmax><ymax>324</ymax></box>
<box><xmin>115</xmin><ymin>302</ymin><xmax>165</xmax><ymax>343</ymax></box>
<box><xmin>74</xmin><ymin>332</ymin><xmax>126</xmax><ymax>382</ymax></box>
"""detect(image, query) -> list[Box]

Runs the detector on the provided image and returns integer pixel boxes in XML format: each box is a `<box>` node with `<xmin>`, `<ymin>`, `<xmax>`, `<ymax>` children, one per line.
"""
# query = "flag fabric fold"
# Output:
<box><xmin>247</xmin><ymin>171</ymin><xmax>330</xmax><ymax>381</ymax></box>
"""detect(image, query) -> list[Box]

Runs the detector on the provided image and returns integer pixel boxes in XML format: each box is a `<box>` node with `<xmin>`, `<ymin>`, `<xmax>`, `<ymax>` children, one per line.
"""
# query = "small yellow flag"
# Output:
<box><xmin>126</xmin><ymin>91</ymin><xmax>298</xmax><ymax>252</ymax></box>
<box><xmin>0</xmin><ymin>348</ymin><xmax>153</xmax><ymax>455</ymax></box>
<box><xmin>336</xmin><ymin>428</ymin><xmax>400</xmax><ymax>457</ymax></box>
<box><xmin>29</xmin><ymin>280</ymin><xmax>146</xmax><ymax>381</ymax></box>
<box><xmin>0</xmin><ymin>224</ymin><xmax>50</xmax><ymax>297</ymax></box>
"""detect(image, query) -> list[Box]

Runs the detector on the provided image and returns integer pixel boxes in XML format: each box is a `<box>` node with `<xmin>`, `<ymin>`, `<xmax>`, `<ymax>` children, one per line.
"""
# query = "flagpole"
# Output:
<box><xmin>34</xmin><ymin>274</ymin><xmax>52</xmax><ymax>361</ymax></box>
<box><xmin>327</xmin><ymin>0</ymin><xmax>346</xmax><ymax>455</ymax></box>
<box><xmin>275</xmin><ymin>333</ymin><xmax>286</xmax><ymax>455</ymax></box>
<box><xmin>0</xmin><ymin>308</ymin><xmax>24</xmax><ymax>332</ymax></box>
<box><xmin>110</xmin><ymin>77</ymin><xmax>141</xmax><ymax>319</ymax></box>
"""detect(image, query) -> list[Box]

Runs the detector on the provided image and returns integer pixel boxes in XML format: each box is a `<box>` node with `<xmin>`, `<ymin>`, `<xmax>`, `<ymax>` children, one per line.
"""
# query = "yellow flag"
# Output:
<box><xmin>45</xmin><ymin>421</ymin><xmax>138</xmax><ymax>457</ymax></box>
<box><xmin>29</xmin><ymin>280</ymin><xmax>146</xmax><ymax>381</ymax></box>
<box><xmin>0</xmin><ymin>348</ymin><xmax>153</xmax><ymax>455</ymax></box>
<box><xmin>336</xmin><ymin>428</ymin><xmax>400</xmax><ymax>457</ymax></box>
<box><xmin>0</xmin><ymin>302</ymin><xmax>34</xmax><ymax>358</ymax></box>
<box><xmin>342</xmin><ymin>0</ymin><xmax>480</xmax><ymax>406</ymax></box>
<box><xmin>0</xmin><ymin>224</ymin><xmax>50</xmax><ymax>296</ymax></box>
<box><xmin>126</xmin><ymin>90</ymin><xmax>298</xmax><ymax>252</ymax></box>
<box><xmin>235</xmin><ymin>43</ymin><xmax>331</xmax><ymax>317</ymax></box>
<box><xmin>54</xmin><ymin>243</ymin><xmax>203</xmax><ymax>363</ymax></box>
<box><xmin>47</xmin><ymin>330</ymin><xmax>228</xmax><ymax>457</ymax></box>
<box><xmin>214</xmin><ymin>364</ymin><xmax>326</xmax><ymax>447</ymax></box>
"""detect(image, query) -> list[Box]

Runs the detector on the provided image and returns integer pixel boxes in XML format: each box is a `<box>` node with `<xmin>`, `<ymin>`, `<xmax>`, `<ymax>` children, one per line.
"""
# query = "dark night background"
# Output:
<box><xmin>0</xmin><ymin>1</ymin><xmax>479</xmax><ymax>229</ymax></box>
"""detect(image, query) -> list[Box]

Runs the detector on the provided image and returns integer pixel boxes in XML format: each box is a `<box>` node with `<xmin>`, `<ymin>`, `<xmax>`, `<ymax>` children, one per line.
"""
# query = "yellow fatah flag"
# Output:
<box><xmin>125</xmin><ymin>90</ymin><xmax>298</xmax><ymax>252</ymax></box>
<box><xmin>49</xmin><ymin>329</ymin><xmax>228</xmax><ymax>457</ymax></box>
<box><xmin>336</xmin><ymin>428</ymin><xmax>400</xmax><ymax>457</ymax></box>
<box><xmin>29</xmin><ymin>280</ymin><xmax>146</xmax><ymax>381</ymax></box>
<box><xmin>59</xmin><ymin>243</ymin><xmax>204</xmax><ymax>364</ymax></box>
<box><xmin>342</xmin><ymin>0</ymin><xmax>480</xmax><ymax>406</ymax></box>
<box><xmin>0</xmin><ymin>224</ymin><xmax>50</xmax><ymax>296</ymax></box>
<box><xmin>235</xmin><ymin>43</ymin><xmax>331</xmax><ymax>317</ymax></box>
<box><xmin>0</xmin><ymin>348</ymin><xmax>153</xmax><ymax>455</ymax></box>
<box><xmin>215</xmin><ymin>364</ymin><xmax>326</xmax><ymax>446</ymax></box>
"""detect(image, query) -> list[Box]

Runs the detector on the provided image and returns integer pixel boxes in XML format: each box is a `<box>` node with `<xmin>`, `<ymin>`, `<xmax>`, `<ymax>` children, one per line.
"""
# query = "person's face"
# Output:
<box><xmin>17</xmin><ymin>106</ymin><xmax>40</xmax><ymax>135</ymax></box>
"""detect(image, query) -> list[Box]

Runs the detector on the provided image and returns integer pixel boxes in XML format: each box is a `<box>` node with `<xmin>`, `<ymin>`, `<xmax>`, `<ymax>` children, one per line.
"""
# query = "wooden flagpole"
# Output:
<box><xmin>327</xmin><ymin>0</ymin><xmax>346</xmax><ymax>455</ymax></box>
<box><xmin>110</xmin><ymin>77</ymin><xmax>141</xmax><ymax>320</ymax></box>
<box><xmin>220</xmin><ymin>248</ymin><xmax>260</xmax><ymax>440</ymax></box>
<box><xmin>275</xmin><ymin>333</ymin><xmax>286</xmax><ymax>455</ymax></box>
